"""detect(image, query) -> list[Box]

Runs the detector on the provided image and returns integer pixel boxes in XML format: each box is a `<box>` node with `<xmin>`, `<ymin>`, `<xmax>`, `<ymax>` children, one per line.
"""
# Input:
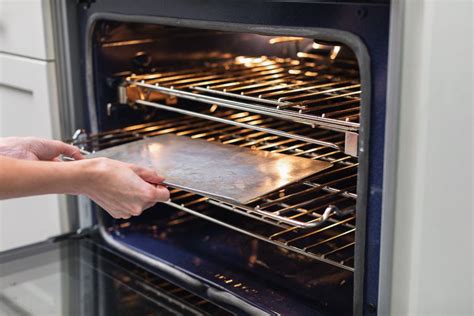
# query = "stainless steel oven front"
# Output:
<box><xmin>51</xmin><ymin>1</ymin><xmax>391</xmax><ymax>315</ymax></box>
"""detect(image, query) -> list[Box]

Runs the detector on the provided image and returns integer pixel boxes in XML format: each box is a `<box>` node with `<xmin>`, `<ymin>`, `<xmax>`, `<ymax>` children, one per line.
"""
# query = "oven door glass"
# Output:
<box><xmin>0</xmin><ymin>238</ymin><xmax>233</xmax><ymax>316</ymax></box>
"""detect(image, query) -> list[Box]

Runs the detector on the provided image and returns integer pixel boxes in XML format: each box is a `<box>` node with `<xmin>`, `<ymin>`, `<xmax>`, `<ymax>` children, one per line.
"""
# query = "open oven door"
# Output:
<box><xmin>0</xmin><ymin>234</ymin><xmax>238</xmax><ymax>316</ymax></box>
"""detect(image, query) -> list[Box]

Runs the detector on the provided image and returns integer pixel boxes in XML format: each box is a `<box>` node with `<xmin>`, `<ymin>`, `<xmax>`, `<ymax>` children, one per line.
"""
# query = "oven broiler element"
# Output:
<box><xmin>119</xmin><ymin>56</ymin><xmax>360</xmax><ymax>156</ymax></box>
<box><xmin>70</xmin><ymin>110</ymin><xmax>357</xmax><ymax>271</ymax></box>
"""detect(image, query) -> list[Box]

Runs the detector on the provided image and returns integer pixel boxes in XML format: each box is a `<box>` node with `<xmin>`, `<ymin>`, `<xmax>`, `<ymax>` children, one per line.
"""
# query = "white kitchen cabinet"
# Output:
<box><xmin>0</xmin><ymin>0</ymin><xmax>55</xmax><ymax>60</ymax></box>
<box><xmin>0</xmin><ymin>53</ymin><xmax>63</xmax><ymax>251</ymax></box>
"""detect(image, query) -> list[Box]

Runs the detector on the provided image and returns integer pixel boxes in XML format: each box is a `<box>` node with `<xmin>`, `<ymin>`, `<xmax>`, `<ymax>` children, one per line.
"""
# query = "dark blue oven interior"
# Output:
<box><xmin>104</xmin><ymin>205</ymin><xmax>354</xmax><ymax>315</ymax></box>
<box><xmin>77</xmin><ymin>1</ymin><xmax>390</xmax><ymax>314</ymax></box>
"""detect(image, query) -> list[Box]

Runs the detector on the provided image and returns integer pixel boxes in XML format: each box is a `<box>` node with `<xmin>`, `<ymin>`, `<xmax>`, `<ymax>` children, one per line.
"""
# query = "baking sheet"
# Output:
<box><xmin>87</xmin><ymin>134</ymin><xmax>333</xmax><ymax>205</ymax></box>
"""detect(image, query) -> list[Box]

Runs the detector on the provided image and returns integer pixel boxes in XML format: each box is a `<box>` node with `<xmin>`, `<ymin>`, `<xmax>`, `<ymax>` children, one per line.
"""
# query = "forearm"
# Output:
<box><xmin>0</xmin><ymin>156</ymin><xmax>87</xmax><ymax>199</ymax></box>
<box><xmin>0</xmin><ymin>155</ymin><xmax>169</xmax><ymax>219</ymax></box>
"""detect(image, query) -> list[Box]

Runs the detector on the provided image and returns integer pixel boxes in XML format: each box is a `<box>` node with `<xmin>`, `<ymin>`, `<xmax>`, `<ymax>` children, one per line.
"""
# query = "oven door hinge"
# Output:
<box><xmin>48</xmin><ymin>225</ymin><xmax>99</xmax><ymax>243</ymax></box>
<box><xmin>77</xmin><ymin>0</ymin><xmax>96</xmax><ymax>9</ymax></box>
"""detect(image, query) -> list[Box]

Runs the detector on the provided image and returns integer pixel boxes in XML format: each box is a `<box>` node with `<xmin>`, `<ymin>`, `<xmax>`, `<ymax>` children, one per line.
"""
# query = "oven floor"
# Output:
<box><xmin>104</xmin><ymin>207</ymin><xmax>353</xmax><ymax>315</ymax></box>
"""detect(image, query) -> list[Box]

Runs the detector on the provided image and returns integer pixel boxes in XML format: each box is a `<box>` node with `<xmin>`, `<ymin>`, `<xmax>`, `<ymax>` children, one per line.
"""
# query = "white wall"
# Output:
<box><xmin>0</xmin><ymin>0</ymin><xmax>66</xmax><ymax>251</ymax></box>
<box><xmin>390</xmin><ymin>0</ymin><xmax>473</xmax><ymax>315</ymax></box>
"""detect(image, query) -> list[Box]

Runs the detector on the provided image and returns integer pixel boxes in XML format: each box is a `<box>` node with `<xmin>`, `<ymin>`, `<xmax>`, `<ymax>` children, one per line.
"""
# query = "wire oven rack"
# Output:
<box><xmin>163</xmin><ymin>188</ymin><xmax>356</xmax><ymax>271</ymax></box>
<box><xmin>124</xmin><ymin>56</ymin><xmax>361</xmax><ymax>134</ymax></box>
<box><xmin>71</xmin><ymin>111</ymin><xmax>357</xmax><ymax>270</ymax></box>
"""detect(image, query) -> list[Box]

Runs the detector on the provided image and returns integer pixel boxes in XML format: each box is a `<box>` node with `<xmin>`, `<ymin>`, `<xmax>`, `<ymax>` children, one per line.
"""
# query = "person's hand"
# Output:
<box><xmin>0</xmin><ymin>137</ymin><xmax>83</xmax><ymax>161</ymax></box>
<box><xmin>77</xmin><ymin>157</ymin><xmax>170</xmax><ymax>219</ymax></box>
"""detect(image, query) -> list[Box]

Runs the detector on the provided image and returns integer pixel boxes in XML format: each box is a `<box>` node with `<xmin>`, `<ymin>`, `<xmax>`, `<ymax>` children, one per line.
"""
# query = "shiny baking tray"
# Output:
<box><xmin>87</xmin><ymin>134</ymin><xmax>332</xmax><ymax>205</ymax></box>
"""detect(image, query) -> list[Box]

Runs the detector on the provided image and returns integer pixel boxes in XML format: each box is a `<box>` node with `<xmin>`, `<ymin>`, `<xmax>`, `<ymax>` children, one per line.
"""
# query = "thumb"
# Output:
<box><xmin>48</xmin><ymin>140</ymin><xmax>84</xmax><ymax>160</ymax></box>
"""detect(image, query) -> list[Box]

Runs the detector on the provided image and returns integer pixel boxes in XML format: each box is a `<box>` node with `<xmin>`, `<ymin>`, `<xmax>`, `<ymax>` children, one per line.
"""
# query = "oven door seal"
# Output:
<box><xmin>83</xmin><ymin>13</ymin><xmax>371</xmax><ymax>316</ymax></box>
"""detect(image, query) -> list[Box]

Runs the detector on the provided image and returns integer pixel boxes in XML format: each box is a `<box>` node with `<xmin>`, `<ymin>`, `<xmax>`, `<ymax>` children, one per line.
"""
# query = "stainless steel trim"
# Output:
<box><xmin>378</xmin><ymin>0</ymin><xmax>405</xmax><ymax>314</ymax></box>
<box><xmin>50</xmin><ymin>0</ymin><xmax>88</xmax><ymax>233</ymax></box>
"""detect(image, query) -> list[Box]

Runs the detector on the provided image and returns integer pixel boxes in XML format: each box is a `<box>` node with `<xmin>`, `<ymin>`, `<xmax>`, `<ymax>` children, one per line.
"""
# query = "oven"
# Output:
<box><xmin>51</xmin><ymin>1</ymin><xmax>391</xmax><ymax>315</ymax></box>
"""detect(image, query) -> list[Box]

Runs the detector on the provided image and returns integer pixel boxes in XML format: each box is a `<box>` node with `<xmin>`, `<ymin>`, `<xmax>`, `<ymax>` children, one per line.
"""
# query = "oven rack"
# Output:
<box><xmin>148</xmin><ymin>188</ymin><xmax>356</xmax><ymax>272</ymax></box>
<box><xmin>72</xmin><ymin>110</ymin><xmax>358</xmax><ymax>166</ymax></box>
<box><xmin>71</xmin><ymin>111</ymin><xmax>357</xmax><ymax>230</ymax></box>
<box><xmin>123</xmin><ymin>56</ymin><xmax>361</xmax><ymax>134</ymax></box>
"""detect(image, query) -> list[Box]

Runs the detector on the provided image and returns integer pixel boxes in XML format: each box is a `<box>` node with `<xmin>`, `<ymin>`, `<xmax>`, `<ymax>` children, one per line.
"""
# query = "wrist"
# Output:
<box><xmin>66</xmin><ymin>159</ymin><xmax>95</xmax><ymax>196</ymax></box>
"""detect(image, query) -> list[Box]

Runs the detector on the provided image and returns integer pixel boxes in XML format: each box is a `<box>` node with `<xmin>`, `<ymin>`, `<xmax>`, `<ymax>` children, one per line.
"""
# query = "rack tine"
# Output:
<box><xmin>299</xmin><ymin>91</ymin><xmax>361</xmax><ymax>106</ymax></box>
<box><xmin>278</xmin><ymin>84</ymin><xmax>361</xmax><ymax>102</ymax></box>
<box><xmin>304</xmin><ymin>228</ymin><xmax>355</xmax><ymax>251</ymax></box>
<box><xmin>260</xmin><ymin>80</ymin><xmax>354</xmax><ymax>99</ymax></box>
<box><xmin>320</xmin><ymin>242</ymin><xmax>355</xmax><ymax>257</ymax></box>
<box><xmin>284</xmin><ymin>215</ymin><xmax>356</xmax><ymax>244</ymax></box>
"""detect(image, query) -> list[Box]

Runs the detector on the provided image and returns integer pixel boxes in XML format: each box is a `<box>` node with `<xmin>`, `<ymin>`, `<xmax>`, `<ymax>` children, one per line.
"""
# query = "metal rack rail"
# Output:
<box><xmin>71</xmin><ymin>110</ymin><xmax>357</xmax><ymax>230</ymax></box>
<box><xmin>123</xmin><ymin>56</ymin><xmax>361</xmax><ymax>134</ymax></box>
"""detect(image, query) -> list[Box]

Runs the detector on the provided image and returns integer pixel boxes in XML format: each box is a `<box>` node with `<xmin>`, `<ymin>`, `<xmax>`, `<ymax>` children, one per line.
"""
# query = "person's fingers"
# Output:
<box><xmin>36</xmin><ymin>139</ymin><xmax>84</xmax><ymax>161</ymax></box>
<box><xmin>143</xmin><ymin>201</ymin><xmax>157</xmax><ymax>210</ymax></box>
<box><xmin>140</xmin><ymin>183</ymin><xmax>169</xmax><ymax>209</ymax></box>
<box><xmin>87</xmin><ymin>159</ymin><xmax>170</xmax><ymax>220</ymax></box>
<box><xmin>141</xmin><ymin>189</ymin><xmax>168</xmax><ymax>210</ymax></box>
<box><xmin>51</xmin><ymin>141</ymin><xmax>84</xmax><ymax>160</ymax></box>
<box><xmin>111</xmin><ymin>210</ymin><xmax>132</xmax><ymax>219</ymax></box>
<box><xmin>153</xmin><ymin>185</ymin><xmax>171</xmax><ymax>202</ymax></box>
<box><xmin>131</xmin><ymin>165</ymin><xmax>165</xmax><ymax>184</ymax></box>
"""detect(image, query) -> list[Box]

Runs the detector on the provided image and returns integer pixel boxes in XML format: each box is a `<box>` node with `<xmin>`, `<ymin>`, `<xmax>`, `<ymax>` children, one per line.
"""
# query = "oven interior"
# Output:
<box><xmin>74</xmin><ymin>21</ymin><xmax>362</xmax><ymax>315</ymax></box>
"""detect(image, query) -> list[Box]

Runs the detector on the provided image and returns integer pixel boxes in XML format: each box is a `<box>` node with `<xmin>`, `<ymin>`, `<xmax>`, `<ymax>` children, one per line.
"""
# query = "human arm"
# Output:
<box><xmin>0</xmin><ymin>156</ymin><xmax>170</xmax><ymax>219</ymax></box>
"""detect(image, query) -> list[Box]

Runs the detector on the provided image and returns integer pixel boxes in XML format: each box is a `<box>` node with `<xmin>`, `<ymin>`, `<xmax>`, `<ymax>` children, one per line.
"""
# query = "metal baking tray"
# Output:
<box><xmin>87</xmin><ymin>134</ymin><xmax>333</xmax><ymax>205</ymax></box>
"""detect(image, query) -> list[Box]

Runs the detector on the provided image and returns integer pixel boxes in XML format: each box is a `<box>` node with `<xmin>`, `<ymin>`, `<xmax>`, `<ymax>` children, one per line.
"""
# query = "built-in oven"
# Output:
<box><xmin>50</xmin><ymin>1</ymin><xmax>391</xmax><ymax>315</ymax></box>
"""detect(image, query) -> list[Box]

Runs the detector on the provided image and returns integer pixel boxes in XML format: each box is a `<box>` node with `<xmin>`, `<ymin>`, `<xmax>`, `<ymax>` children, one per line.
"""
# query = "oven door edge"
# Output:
<box><xmin>50</xmin><ymin>0</ymin><xmax>89</xmax><ymax>233</ymax></box>
<box><xmin>377</xmin><ymin>0</ymin><xmax>405</xmax><ymax>315</ymax></box>
<box><xmin>94</xmin><ymin>212</ymin><xmax>273</xmax><ymax>315</ymax></box>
